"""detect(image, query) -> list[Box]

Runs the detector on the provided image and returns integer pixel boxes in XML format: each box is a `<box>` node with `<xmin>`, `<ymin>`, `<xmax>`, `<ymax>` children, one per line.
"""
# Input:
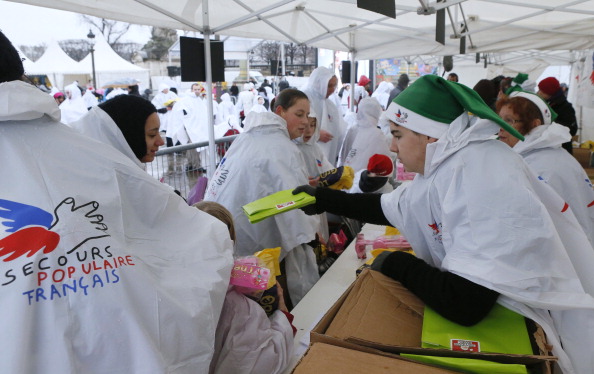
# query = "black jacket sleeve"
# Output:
<box><xmin>313</xmin><ymin>187</ymin><xmax>392</xmax><ymax>226</ymax></box>
<box><xmin>380</xmin><ymin>251</ymin><xmax>499</xmax><ymax>326</ymax></box>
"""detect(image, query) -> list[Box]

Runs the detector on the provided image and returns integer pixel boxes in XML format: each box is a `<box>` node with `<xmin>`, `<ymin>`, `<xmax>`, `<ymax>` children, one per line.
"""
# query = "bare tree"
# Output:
<box><xmin>59</xmin><ymin>40</ymin><xmax>93</xmax><ymax>61</ymax></box>
<box><xmin>285</xmin><ymin>43</ymin><xmax>299</xmax><ymax>65</ymax></box>
<box><xmin>254</xmin><ymin>41</ymin><xmax>280</xmax><ymax>63</ymax></box>
<box><xmin>18</xmin><ymin>44</ymin><xmax>47</xmax><ymax>62</ymax></box>
<box><xmin>143</xmin><ymin>27</ymin><xmax>178</xmax><ymax>61</ymax></box>
<box><xmin>113</xmin><ymin>42</ymin><xmax>144</xmax><ymax>62</ymax></box>
<box><xmin>81</xmin><ymin>15</ymin><xmax>131</xmax><ymax>46</ymax></box>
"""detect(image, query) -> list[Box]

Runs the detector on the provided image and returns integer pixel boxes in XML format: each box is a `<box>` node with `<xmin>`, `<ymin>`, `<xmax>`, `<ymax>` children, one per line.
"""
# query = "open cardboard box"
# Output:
<box><xmin>291</xmin><ymin>342</ymin><xmax>460</xmax><ymax>373</ymax></box>
<box><xmin>573</xmin><ymin>147</ymin><xmax>593</xmax><ymax>168</ymax></box>
<box><xmin>311</xmin><ymin>269</ymin><xmax>556</xmax><ymax>373</ymax></box>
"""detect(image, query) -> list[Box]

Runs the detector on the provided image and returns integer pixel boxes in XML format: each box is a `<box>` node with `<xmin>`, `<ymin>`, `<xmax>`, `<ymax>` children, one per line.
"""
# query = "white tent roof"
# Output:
<box><xmin>27</xmin><ymin>39</ymin><xmax>87</xmax><ymax>75</ymax></box>
<box><xmin>79</xmin><ymin>33</ymin><xmax>146</xmax><ymax>73</ymax></box>
<box><xmin>7</xmin><ymin>0</ymin><xmax>594</xmax><ymax>61</ymax></box>
<box><xmin>15</xmin><ymin>46</ymin><xmax>38</xmax><ymax>74</ymax></box>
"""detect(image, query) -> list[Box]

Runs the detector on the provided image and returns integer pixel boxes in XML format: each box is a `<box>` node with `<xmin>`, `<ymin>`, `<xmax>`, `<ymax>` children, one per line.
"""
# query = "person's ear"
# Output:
<box><xmin>274</xmin><ymin>105</ymin><xmax>284</xmax><ymax>116</ymax></box>
<box><xmin>531</xmin><ymin>118</ymin><xmax>542</xmax><ymax>129</ymax></box>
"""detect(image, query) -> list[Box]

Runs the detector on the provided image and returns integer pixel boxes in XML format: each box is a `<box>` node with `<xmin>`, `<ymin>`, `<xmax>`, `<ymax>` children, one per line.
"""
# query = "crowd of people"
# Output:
<box><xmin>3</xmin><ymin>24</ymin><xmax>594</xmax><ymax>374</ymax></box>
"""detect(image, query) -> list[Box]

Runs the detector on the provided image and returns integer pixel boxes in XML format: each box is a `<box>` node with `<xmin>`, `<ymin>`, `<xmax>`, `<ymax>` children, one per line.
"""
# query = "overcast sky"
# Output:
<box><xmin>0</xmin><ymin>1</ymin><xmax>152</xmax><ymax>47</ymax></box>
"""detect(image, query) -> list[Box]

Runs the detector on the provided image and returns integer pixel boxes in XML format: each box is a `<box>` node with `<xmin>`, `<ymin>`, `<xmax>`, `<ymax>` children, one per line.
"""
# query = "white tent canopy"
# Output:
<box><xmin>8</xmin><ymin>0</ymin><xmax>594</xmax><ymax>60</ymax></box>
<box><xmin>26</xmin><ymin>39</ymin><xmax>88</xmax><ymax>89</ymax></box>
<box><xmin>78</xmin><ymin>33</ymin><xmax>150</xmax><ymax>89</ymax></box>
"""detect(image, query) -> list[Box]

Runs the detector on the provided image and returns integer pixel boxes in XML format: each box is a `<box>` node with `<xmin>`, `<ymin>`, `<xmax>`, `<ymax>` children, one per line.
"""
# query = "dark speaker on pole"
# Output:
<box><xmin>341</xmin><ymin>61</ymin><xmax>359</xmax><ymax>83</ymax></box>
<box><xmin>270</xmin><ymin>59</ymin><xmax>279</xmax><ymax>76</ymax></box>
<box><xmin>180</xmin><ymin>36</ymin><xmax>225</xmax><ymax>82</ymax></box>
<box><xmin>443</xmin><ymin>56</ymin><xmax>453</xmax><ymax>72</ymax></box>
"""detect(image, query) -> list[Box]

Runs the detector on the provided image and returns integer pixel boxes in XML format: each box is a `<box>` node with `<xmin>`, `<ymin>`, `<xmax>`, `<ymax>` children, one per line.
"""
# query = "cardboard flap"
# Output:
<box><xmin>292</xmin><ymin>343</ymin><xmax>459</xmax><ymax>373</ymax></box>
<box><xmin>325</xmin><ymin>269</ymin><xmax>425</xmax><ymax>346</ymax></box>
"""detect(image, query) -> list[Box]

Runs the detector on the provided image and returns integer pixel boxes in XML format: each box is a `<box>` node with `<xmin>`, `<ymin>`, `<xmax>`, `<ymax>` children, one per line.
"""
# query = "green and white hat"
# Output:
<box><xmin>385</xmin><ymin>74</ymin><xmax>524</xmax><ymax>140</ymax></box>
<box><xmin>509</xmin><ymin>91</ymin><xmax>557</xmax><ymax>125</ymax></box>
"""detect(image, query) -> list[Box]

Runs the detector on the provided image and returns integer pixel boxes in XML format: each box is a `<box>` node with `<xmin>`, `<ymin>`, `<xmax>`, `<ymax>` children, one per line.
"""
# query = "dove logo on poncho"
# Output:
<box><xmin>0</xmin><ymin>198</ymin><xmax>136</xmax><ymax>305</ymax></box>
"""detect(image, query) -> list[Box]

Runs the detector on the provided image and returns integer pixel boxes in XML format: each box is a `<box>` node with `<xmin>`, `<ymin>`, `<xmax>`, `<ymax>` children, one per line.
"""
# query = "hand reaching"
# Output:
<box><xmin>318</xmin><ymin>129</ymin><xmax>334</xmax><ymax>143</ymax></box>
<box><xmin>292</xmin><ymin>185</ymin><xmax>318</xmax><ymax>215</ymax></box>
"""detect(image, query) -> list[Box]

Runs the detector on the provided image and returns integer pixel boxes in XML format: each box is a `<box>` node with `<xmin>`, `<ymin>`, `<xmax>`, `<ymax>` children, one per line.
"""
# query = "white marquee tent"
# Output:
<box><xmin>25</xmin><ymin>39</ymin><xmax>87</xmax><ymax>89</ymax></box>
<box><xmin>78</xmin><ymin>33</ymin><xmax>150</xmax><ymax>89</ymax></box>
<box><xmin>8</xmin><ymin>0</ymin><xmax>594</xmax><ymax>163</ymax></box>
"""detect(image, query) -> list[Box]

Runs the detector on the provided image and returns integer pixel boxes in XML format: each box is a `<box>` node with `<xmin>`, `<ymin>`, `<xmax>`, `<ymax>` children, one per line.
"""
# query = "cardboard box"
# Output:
<box><xmin>573</xmin><ymin>148</ymin><xmax>592</xmax><ymax>168</ymax></box>
<box><xmin>291</xmin><ymin>342</ymin><xmax>459</xmax><ymax>373</ymax></box>
<box><xmin>311</xmin><ymin>269</ymin><xmax>555</xmax><ymax>373</ymax></box>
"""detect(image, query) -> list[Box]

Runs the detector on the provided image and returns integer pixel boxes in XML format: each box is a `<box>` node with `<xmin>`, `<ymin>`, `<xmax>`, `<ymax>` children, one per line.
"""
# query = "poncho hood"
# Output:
<box><xmin>243</xmin><ymin>111</ymin><xmax>289</xmax><ymax>137</ymax></box>
<box><xmin>0</xmin><ymin>80</ymin><xmax>61</xmax><ymax>122</ymax></box>
<box><xmin>513</xmin><ymin>123</ymin><xmax>571</xmax><ymax>155</ymax></box>
<box><xmin>70</xmin><ymin>106</ymin><xmax>144</xmax><ymax>168</ymax></box>
<box><xmin>424</xmin><ymin>114</ymin><xmax>500</xmax><ymax>176</ymax></box>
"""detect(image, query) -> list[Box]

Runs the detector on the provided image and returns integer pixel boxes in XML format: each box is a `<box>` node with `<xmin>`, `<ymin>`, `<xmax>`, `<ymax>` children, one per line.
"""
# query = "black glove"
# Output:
<box><xmin>292</xmin><ymin>185</ymin><xmax>318</xmax><ymax>215</ymax></box>
<box><xmin>370</xmin><ymin>250</ymin><xmax>394</xmax><ymax>272</ymax></box>
<box><xmin>292</xmin><ymin>184</ymin><xmax>316</xmax><ymax>196</ymax></box>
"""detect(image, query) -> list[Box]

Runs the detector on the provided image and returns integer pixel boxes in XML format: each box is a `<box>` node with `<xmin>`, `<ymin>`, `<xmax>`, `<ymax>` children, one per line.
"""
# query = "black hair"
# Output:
<box><xmin>0</xmin><ymin>30</ymin><xmax>25</xmax><ymax>83</ymax></box>
<box><xmin>272</xmin><ymin>88</ymin><xmax>308</xmax><ymax>112</ymax></box>
<box><xmin>98</xmin><ymin>95</ymin><xmax>157</xmax><ymax>160</ymax></box>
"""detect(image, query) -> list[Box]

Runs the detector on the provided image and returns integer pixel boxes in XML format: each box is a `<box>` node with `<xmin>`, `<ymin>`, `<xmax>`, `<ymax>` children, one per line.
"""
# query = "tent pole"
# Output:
<box><xmin>203</xmin><ymin>0</ymin><xmax>217</xmax><ymax>180</ymax></box>
<box><xmin>349</xmin><ymin>32</ymin><xmax>356</xmax><ymax>113</ymax></box>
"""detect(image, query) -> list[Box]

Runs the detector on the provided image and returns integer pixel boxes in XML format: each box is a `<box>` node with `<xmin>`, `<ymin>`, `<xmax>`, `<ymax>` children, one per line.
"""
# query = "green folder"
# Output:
<box><xmin>399</xmin><ymin>304</ymin><xmax>535</xmax><ymax>374</ymax></box>
<box><xmin>421</xmin><ymin>303</ymin><xmax>533</xmax><ymax>355</ymax></box>
<box><xmin>401</xmin><ymin>354</ymin><xmax>528</xmax><ymax>374</ymax></box>
<box><xmin>242</xmin><ymin>190</ymin><xmax>316</xmax><ymax>224</ymax></box>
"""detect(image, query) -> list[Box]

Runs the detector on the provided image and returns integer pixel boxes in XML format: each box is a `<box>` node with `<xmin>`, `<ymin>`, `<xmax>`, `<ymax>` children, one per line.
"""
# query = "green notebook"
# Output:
<box><xmin>402</xmin><ymin>304</ymin><xmax>534</xmax><ymax>374</ymax></box>
<box><xmin>422</xmin><ymin>303</ymin><xmax>533</xmax><ymax>355</ymax></box>
<box><xmin>242</xmin><ymin>189</ymin><xmax>316</xmax><ymax>224</ymax></box>
<box><xmin>401</xmin><ymin>354</ymin><xmax>528</xmax><ymax>374</ymax></box>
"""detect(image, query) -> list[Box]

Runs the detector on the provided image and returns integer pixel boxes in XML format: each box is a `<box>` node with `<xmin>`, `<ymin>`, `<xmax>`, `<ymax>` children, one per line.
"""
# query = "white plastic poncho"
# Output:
<box><xmin>69</xmin><ymin>106</ymin><xmax>143</xmax><ymax>169</ymax></box>
<box><xmin>209</xmin><ymin>289</ymin><xmax>294</xmax><ymax>374</ymax></box>
<box><xmin>513</xmin><ymin>123</ymin><xmax>594</xmax><ymax>246</ymax></box>
<box><xmin>303</xmin><ymin>67</ymin><xmax>346</xmax><ymax>165</ymax></box>
<box><xmin>60</xmin><ymin>82</ymin><xmax>88</xmax><ymax>124</ymax></box>
<box><xmin>216</xmin><ymin>93</ymin><xmax>238</xmax><ymax>128</ymax></box>
<box><xmin>294</xmin><ymin>107</ymin><xmax>333</xmax><ymax>242</ymax></box>
<box><xmin>371</xmin><ymin>81</ymin><xmax>395</xmax><ymax>110</ymax></box>
<box><xmin>151</xmin><ymin>83</ymin><xmax>177</xmax><ymax>109</ymax></box>
<box><xmin>204</xmin><ymin>111</ymin><xmax>319</xmax><ymax>304</ymax></box>
<box><xmin>337</xmin><ymin>98</ymin><xmax>392</xmax><ymax>172</ymax></box>
<box><xmin>0</xmin><ymin>81</ymin><xmax>234</xmax><ymax>374</ymax></box>
<box><xmin>381</xmin><ymin>114</ymin><xmax>594</xmax><ymax>374</ymax></box>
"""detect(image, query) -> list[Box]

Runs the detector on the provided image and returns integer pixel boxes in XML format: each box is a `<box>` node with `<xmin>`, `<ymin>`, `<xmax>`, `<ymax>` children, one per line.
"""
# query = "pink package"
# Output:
<box><xmin>396</xmin><ymin>162</ymin><xmax>416</xmax><ymax>181</ymax></box>
<box><xmin>230</xmin><ymin>258</ymin><xmax>270</xmax><ymax>291</ymax></box>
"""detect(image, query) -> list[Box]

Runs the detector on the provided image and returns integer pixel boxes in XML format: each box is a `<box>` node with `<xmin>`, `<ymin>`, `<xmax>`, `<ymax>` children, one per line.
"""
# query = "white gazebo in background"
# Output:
<box><xmin>27</xmin><ymin>39</ymin><xmax>88</xmax><ymax>89</ymax></box>
<box><xmin>78</xmin><ymin>33</ymin><xmax>150</xmax><ymax>90</ymax></box>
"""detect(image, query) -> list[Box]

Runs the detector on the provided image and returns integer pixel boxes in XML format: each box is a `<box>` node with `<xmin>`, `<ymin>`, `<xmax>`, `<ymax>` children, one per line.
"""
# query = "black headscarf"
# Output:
<box><xmin>0</xmin><ymin>30</ymin><xmax>25</xmax><ymax>83</ymax></box>
<box><xmin>98</xmin><ymin>95</ymin><xmax>157</xmax><ymax>160</ymax></box>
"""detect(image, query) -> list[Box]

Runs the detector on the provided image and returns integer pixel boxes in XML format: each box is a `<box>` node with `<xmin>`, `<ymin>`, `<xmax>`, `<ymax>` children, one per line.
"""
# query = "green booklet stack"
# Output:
<box><xmin>242</xmin><ymin>189</ymin><xmax>316</xmax><ymax>224</ymax></box>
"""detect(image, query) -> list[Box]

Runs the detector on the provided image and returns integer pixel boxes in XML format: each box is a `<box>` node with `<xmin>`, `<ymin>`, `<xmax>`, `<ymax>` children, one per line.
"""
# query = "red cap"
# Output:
<box><xmin>53</xmin><ymin>92</ymin><xmax>64</xmax><ymax>98</ymax></box>
<box><xmin>367</xmin><ymin>154</ymin><xmax>393</xmax><ymax>176</ymax></box>
<box><xmin>538</xmin><ymin>77</ymin><xmax>561</xmax><ymax>96</ymax></box>
<box><xmin>358</xmin><ymin>75</ymin><xmax>371</xmax><ymax>87</ymax></box>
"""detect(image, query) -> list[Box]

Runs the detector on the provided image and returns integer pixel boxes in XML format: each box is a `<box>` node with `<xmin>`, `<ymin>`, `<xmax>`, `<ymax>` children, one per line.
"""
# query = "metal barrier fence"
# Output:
<box><xmin>145</xmin><ymin>134</ymin><xmax>239</xmax><ymax>199</ymax></box>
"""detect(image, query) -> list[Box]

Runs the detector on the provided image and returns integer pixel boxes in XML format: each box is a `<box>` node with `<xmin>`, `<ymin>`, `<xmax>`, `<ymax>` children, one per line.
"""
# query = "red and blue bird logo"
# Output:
<box><xmin>0</xmin><ymin>198</ymin><xmax>110</xmax><ymax>262</ymax></box>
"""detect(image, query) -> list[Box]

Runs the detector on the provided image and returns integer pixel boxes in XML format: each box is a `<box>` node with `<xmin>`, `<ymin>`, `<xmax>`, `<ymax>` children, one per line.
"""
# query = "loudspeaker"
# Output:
<box><xmin>180</xmin><ymin>36</ymin><xmax>225</xmax><ymax>82</ymax></box>
<box><xmin>443</xmin><ymin>56</ymin><xmax>453</xmax><ymax>72</ymax></box>
<box><xmin>270</xmin><ymin>59</ymin><xmax>279</xmax><ymax>76</ymax></box>
<box><xmin>356</xmin><ymin>0</ymin><xmax>395</xmax><ymax>18</ymax></box>
<box><xmin>341</xmin><ymin>61</ymin><xmax>359</xmax><ymax>83</ymax></box>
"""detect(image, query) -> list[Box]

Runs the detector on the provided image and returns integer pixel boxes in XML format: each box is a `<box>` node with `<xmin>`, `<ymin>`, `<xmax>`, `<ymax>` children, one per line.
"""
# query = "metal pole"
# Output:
<box><xmin>90</xmin><ymin>47</ymin><xmax>97</xmax><ymax>89</ymax></box>
<box><xmin>280</xmin><ymin>43</ymin><xmax>286</xmax><ymax>76</ymax></box>
<box><xmin>203</xmin><ymin>0</ymin><xmax>217</xmax><ymax>179</ymax></box>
